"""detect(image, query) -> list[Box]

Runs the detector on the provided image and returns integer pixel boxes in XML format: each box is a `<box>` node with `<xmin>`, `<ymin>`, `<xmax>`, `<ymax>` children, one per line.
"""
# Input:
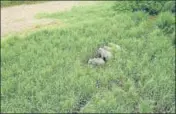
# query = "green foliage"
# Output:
<box><xmin>113</xmin><ymin>1</ymin><xmax>176</xmax><ymax>15</ymax></box>
<box><xmin>162</xmin><ymin>1</ymin><xmax>176</xmax><ymax>13</ymax></box>
<box><xmin>133</xmin><ymin>1</ymin><xmax>164</xmax><ymax>15</ymax></box>
<box><xmin>1</xmin><ymin>0</ymin><xmax>44</xmax><ymax>7</ymax></box>
<box><xmin>131</xmin><ymin>11</ymin><xmax>149</xmax><ymax>25</ymax></box>
<box><xmin>139</xmin><ymin>100</ymin><xmax>153</xmax><ymax>113</ymax></box>
<box><xmin>1</xmin><ymin>2</ymin><xmax>175</xmax><ymax>113</ymax></box>
<box><xmin>155</xmin><ymin>12</ymin><xmax>175</xmax><ymax>34</ymax></box>
<box><xmin>113</xmin><ymin>1</ymin><xmax>134</xmax><ymax>12</ymax></box>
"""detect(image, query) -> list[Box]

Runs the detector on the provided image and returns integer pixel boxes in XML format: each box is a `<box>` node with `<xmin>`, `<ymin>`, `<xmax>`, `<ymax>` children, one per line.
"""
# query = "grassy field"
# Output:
<box><xmin>1</xmin><ymin>2</ymin><xmax>175</xmax><ymax>113</ymax></box>
<box><xmin>1</xmin><ymin>1</ymin><xmax>44</xmax><ymax>7</ymax></box>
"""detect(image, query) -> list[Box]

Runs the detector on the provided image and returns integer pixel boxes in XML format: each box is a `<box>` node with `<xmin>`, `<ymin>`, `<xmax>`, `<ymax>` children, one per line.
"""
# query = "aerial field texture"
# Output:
<box><xmin>1</xmin><ymin>1</ymin><xmax>175</xmax><ymax>113</ymax></box>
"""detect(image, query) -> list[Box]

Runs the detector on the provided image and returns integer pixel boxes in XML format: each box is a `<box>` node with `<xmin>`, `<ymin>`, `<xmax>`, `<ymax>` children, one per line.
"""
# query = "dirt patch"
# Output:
<box><xmin>1</xmin><ymin>1</ymin><xmax>98</xmax><ymax>37</ymax></box>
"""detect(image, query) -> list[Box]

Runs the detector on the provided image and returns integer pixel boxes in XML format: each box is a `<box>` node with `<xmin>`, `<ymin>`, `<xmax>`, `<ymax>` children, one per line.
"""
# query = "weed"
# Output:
<box><xmin>1</xmin><ymin>1</ymin><xmax>175</xmax><ymax>113</ymax></box>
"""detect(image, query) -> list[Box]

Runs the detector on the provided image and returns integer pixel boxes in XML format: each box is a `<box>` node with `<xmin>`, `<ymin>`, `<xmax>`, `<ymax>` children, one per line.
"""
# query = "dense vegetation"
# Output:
<box><xmin>113</xmin><ymin>1</ymin><xmax>175</xmax><ymax>15</ymax></box>
<box><xmin>1</xmin><ymin>1</ymin><xmax>175</xmax><ymax>113</ymax></box>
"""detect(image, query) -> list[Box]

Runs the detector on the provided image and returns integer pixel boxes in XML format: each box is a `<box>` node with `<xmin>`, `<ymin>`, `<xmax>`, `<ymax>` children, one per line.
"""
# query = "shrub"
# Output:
<box><xmin>133</xmin><ymin>1</ymin><xmax>165</xmax><ymax>15</ymax></box>
<box><xmin>113</xmin><ymin>1</ymin><xmax>176</xmax><ymax>15</ymax></box>
<box><xmin>162</xmin><ymin>1</ymin><xmax>176</xmax><ymax>13</ymax></box>
<box><xmin>155</xmin><ymin>12</ymin><xmax>175</xmax><ymax>34</ymax></box>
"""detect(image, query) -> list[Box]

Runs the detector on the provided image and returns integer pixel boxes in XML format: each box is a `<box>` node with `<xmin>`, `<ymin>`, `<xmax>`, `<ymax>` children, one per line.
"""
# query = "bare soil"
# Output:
<box><xmin>1</xmin><ymin>1</ymin><xmax>97</xmax><ymax>37</ymax></box>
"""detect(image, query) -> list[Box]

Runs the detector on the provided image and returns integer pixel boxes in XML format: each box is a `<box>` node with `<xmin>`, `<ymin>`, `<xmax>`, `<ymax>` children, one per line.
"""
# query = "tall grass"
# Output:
<box><xmin>1</xmin><ymin>2</ymin><xmax>175</xmax><ymax>113</ymax></box>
